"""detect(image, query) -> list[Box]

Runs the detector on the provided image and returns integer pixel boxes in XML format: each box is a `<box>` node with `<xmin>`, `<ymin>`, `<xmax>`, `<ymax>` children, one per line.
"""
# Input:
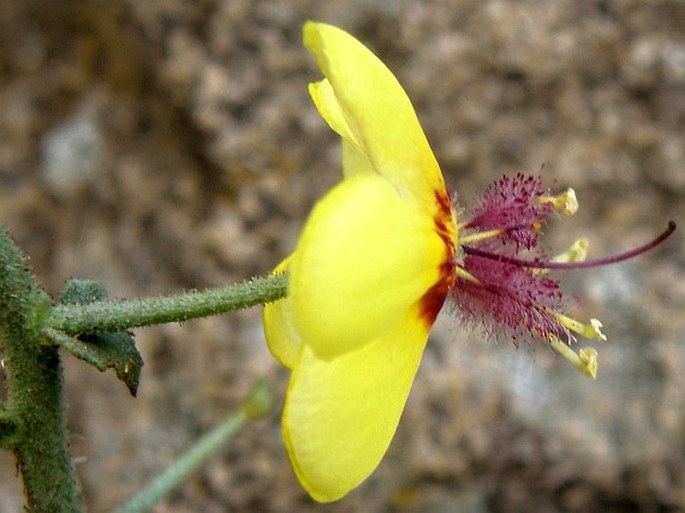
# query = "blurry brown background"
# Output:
<box><xmin>1</xmin><ymin>1</ymin><xmax>684</xmax><ymax>512</ymax></box>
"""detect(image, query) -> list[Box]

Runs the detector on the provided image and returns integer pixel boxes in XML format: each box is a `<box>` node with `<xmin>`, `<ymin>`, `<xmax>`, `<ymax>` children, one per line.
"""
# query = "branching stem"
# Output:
<box><xmin>0</xmin><ymin>226</ymin><xmax>83</xmax><ymax>513</ymax></box>
<box><xmin>0</xmin><ymin>222</ymin><xmax>288</xmax><ymax>512</ymax></box>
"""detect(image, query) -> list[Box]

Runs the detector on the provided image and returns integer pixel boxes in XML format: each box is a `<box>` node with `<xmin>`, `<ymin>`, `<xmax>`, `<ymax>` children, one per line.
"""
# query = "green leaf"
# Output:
<box><xmin>59</xmin><ymin>278</ymin><xmax>109</xmax><ymax>305</ymax></box>
<box><xmin>51</xmin><ymin>279</ymin><xmax>143</xmax><ymax>396</ymax></box>
<box><xmin>49</xmin><ymin>328</ymin><xmax>143</xmax><ymax>396</ymax></box>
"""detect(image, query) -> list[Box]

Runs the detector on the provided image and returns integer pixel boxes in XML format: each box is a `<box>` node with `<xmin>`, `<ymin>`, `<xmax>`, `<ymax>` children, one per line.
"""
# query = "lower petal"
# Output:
<box><xmin>282</xmin><ymin>308</ymin><xmax>429</xmax><ymax>502</ymax></box>
<box><xmin>263</xmin><ymin>257</ymin><xmax>301</xmax><ymax>369</ymax></box>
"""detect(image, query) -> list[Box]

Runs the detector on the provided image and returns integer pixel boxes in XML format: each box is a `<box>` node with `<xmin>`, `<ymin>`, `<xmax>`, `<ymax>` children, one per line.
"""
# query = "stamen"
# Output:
<box><xmin>553</xmin><ymin>312</ymin><xmax>607</xmax><ymax>341</ymax></box>
<box><xmin>459</xmin><ymin>228</ymin><xmax>507</xmax><ymax>244</ymax></box>
<box><xmin>462</xmin><ymin>221</ymin><xmax>676</xmax><ymax>270</ymax></box>
<box><xmin>578</xmin><ymin>347</ymin><xmax>599</xmax><ymax>378</ymax></box>
<box><xmin>552</xmin><ymin>238</ymin><xmax>589</xmax><ymax>264</ymax></box>
<box><xmin>548</xmin><ymin>335</ymin><xmax>598</xmax><ymax>379</ymax></box>
<box><xmin>455</xmin><ymin>267</ymin><xmax>481</xmax><ymax>285</ymax></box>
<box><xmin>534</xmin><ymin>238</ymin><xmax>588</xmax><ymax>275</ymax></box>
<box><xmin>459</xmin><ymin>224</ymin><xmax>542</xmax><ymax>245</ymax></box>
<box><xmin>538</xmin><ymin>188</ymin><xmax>578</xmax><ymax>216</ymax></box>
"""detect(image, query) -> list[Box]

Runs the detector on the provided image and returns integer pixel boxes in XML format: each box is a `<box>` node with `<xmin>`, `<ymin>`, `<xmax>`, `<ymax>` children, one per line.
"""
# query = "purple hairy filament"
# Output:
<box><xmin>449</xmin><ymin>174</ymin><xmax>676</xmax><ymax>378</ymax></box>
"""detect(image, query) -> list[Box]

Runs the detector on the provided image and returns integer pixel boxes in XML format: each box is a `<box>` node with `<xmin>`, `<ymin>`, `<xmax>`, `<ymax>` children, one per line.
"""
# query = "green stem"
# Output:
<box><xmin>0</xmin><ymin>226</ymin><xmax>83</xmax><ymax>512</ymax></box>
<box><xmin>0</xmin><ymin>407</ymin><xmax>21</xmax><ymax>449</ymax></box>
<box><xmin>112</xmin><ymin>379</ymin><xmax>273</xmax><ymax>513</ymax></box>
<box><xmin>47</xmin><ymin>273</ymin><xmax>287</xmax><ymax>335</ymax></box>
<box><xmin>115</xmin><ymin>414</ymin><xmax>246</xmax><ymax>513</ymax></box>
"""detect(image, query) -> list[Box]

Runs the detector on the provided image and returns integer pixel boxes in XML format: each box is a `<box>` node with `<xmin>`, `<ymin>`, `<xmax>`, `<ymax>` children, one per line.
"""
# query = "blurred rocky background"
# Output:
<box><xmin>0</xmin><ymin>1</ymin><xmax>683</xmax><ymax>511</ymax></box>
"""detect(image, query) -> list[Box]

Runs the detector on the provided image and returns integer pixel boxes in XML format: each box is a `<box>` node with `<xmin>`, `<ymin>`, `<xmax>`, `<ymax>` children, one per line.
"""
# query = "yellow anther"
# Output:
<box><xmin>578</xmin><ymin>348</ymin><xmax>599</xmax><ymax>379</ymax></box>
<box><xmin>534</xmin><ymin>238</ymin><xmax>589</xmax><ymax>275</ymax></box>
<box><xmin>552</xmin><ymin>238</ymin><xmax>589</xmax><ymax>264</ymax></box>
<box><xmin>539</xmin><ymin>188</ymin><xmax>578</xmax><ymax>216</ymax></box>
<box><xmin>548</xmin><ymin>335</ymin><xmax>598</xmax><ymax>379</ymax></box>
<box><xmin>554</xmin><ymin>312</ymin><xmax>607</xmax><ymax>341</ymax></box>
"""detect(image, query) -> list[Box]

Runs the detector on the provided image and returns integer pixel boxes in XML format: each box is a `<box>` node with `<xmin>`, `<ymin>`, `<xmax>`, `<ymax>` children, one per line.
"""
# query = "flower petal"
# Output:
<box><xmin>308</xmin><ymin>78</ymin><xmax>360</xmax><ymax>148</ymax></box>
<box><xmin>290</xmin><ymin>172</ymin><xmax>445</xmax><ymax>360</ymax></box>
<box><xmin>308</xmin><ymin>78</ymin><xmax>375</xmax><ymax>177</ymax></box>
<box><xmin>282</xmin><ymin>308</ymin><xmax>429</xmax><ymax>502</ymax></box>
<box><xmin>303</xmin><ymin>21</ymin><xmax>446</xmax><ymax>209</ymax></box>
<box><xmin>262</xmin><ymin>257</ymin><xmax>301</xmax><ymax>369</ymax></box>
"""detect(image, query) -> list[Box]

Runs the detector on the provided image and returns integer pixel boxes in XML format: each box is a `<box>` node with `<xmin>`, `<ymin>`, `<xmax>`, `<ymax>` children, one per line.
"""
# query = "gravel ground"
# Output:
<box><xmin>1</xmin><ymin>1</ymin><xmax>684</xmax><ymax>512</ymax></box>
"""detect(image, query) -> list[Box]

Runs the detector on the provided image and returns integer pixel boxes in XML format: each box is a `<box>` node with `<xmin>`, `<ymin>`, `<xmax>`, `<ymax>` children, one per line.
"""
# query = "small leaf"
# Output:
<box><xmin>46</xmin><ymin>327</ymin><xmax>143</xmax><ymax>396</ymax></box>
<box><xmin>54</xmin><ymin>279</ymin><xmax>143</xmax><ymax>395</ymax></box>
<box><xmin>60</xmin><ymin>278</ymin><xmax>109</xmax><ymax>305</ymax></box>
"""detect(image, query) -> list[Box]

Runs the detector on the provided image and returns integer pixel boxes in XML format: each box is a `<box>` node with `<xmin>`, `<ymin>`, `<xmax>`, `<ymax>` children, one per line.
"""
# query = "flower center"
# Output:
<box><xmin>447</xmin><ymin>173</ymin><xmax>677</xmax><ymax>378</ymax></box>
<box><xmin>418</xmin><ymin>189</ymin><xmax>458</xmax><ymax>326</ymax></box>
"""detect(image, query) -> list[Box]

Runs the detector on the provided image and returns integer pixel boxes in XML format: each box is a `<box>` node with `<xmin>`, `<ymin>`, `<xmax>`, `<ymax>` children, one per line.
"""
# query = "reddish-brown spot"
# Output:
<box><xmin>418</xmin><ymin>189</ymin><xmax>457</xmax><ymax>326</ymax></box>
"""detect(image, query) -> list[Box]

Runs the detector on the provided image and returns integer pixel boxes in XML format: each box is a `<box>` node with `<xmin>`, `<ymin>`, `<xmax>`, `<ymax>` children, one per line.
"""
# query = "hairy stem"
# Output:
<box><xmin>1</xmin><ymin>222</ymin><xmax>288</xmax><ymax>511</ymax></box>
<box><xmin>0</xmin><ymin>226</ymin><xmax>83</xmax><ymax>512</ymax></box>
<box><xmin>47</xmin><ymin>273</ymin><xmax>287</xmax><ymax>335</ymax></box>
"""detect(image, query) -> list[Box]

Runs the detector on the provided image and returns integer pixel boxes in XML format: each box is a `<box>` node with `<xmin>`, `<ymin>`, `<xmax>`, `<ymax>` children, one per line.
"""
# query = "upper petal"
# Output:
<box><xmin>308</xmin><ymin>79</ymin><xmax>375</xmax><ymax>178</ymax></box>
<box><xmin>289</xmin><ymin>171</ymin><xmax>446</xmax><ymax>360</ymax></box>
<box><xmin>282</xmin><ymin>307</ymin><xmax>429</xmax><ymax>502</ymax></box>
<box><xmin>303</xmin><ymin>21</ymin><xmax>447</xmax><ymax>209</ymax></box>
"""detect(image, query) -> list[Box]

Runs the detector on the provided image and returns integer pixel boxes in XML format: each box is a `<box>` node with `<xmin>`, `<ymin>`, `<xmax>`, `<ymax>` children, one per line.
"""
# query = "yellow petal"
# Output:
<box><xmin>283</xmin><ymin>308</ymin><xmax>429</xmax><ymax>502</ymax></box>
<box><xmin>290</xmin><ymin>172</ymin><xmax>446</xmax><ymax>360</ymax></box>
<box><xmin>309</xmin><ymin>78</ymin><xmax>375</xmax><ymax>178</ymax></box>
<box><xmin>303</xmin><ymin>21</ymin><xmax>446</xmax><ymax>209</ymax></box>
<box><xmin>308</xmin><ymin>79</ymin><xmax>360</xmax><ymax>148</ymax></box>
<box><xmin>262</xmin><ymin>257</ymin><xmax>301</xmax><ymax>369</ymax></box>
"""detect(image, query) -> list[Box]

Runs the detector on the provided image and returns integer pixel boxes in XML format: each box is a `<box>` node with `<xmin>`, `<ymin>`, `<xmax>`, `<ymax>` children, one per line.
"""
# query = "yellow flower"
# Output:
<box><xmin>263</xmin><ymin>21</ymin><xmax>457</xmax><ymax>502</ymax></box>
